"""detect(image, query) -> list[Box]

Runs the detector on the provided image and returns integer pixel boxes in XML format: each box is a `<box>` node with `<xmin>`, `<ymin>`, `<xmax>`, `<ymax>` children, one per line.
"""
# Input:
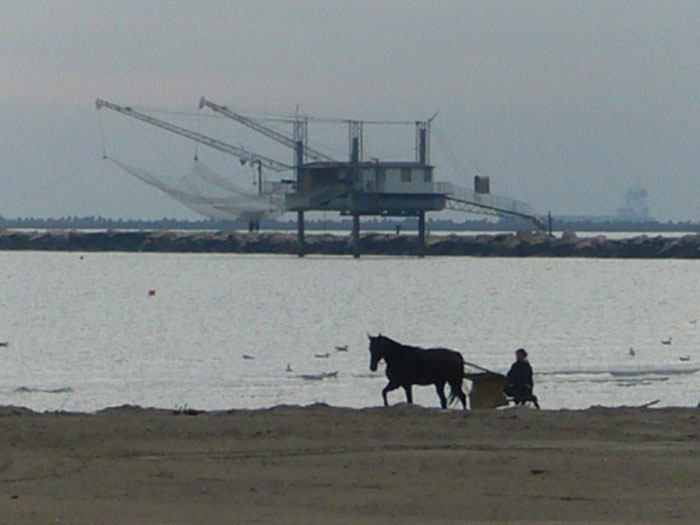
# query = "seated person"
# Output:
<box><xmin>504</xmin><ymin>348</ymin><xmax>538</xmax><ymax>407</ymax></box>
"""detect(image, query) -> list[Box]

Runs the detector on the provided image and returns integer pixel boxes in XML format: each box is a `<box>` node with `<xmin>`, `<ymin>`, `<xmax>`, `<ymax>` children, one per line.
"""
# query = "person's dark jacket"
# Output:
<box><xmin>507</xmin><ymin>360</ymin><xmax>533</xmax><ymax>388</ymax></box>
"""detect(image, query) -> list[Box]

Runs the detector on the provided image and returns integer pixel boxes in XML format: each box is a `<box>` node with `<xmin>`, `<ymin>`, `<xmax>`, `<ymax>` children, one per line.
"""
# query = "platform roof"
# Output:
<box><xmin>299</xmin><ymin>161</ymin><xmax>432</xmax><ymax>169</ymax></box>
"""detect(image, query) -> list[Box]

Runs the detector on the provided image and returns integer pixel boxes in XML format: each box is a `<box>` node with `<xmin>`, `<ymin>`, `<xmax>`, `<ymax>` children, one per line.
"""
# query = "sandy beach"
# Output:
<box><xmin>1</xmin><ymin>404</ymin><xmax>698</xmax><ymax>523</ymax></box>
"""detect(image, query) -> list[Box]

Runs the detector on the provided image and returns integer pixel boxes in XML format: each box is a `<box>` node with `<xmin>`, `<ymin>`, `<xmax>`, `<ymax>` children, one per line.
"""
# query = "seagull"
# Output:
<box><xmin>628</xmin><ymin>347</ymin><xmax>635</xmax><ymax>356</ymax></box>
<box><xmin>314</xmin><ymin>352</ymin><xmax>330</xmax><ymax>358</ymax></box>
<box><xmin>243</xmin><ymin>354</ymin><xmax>255</xmax><ymax>360</ymax></box>
<box><xmin>679</xmin><ymin>356</ymin><xmax>691</xmax><ymax>362</ymax></box>
<box><xmin>286</xmin><ymin>363</ymin><xmax>293</xmax><ymax>372</ymax></box>
<box><xmin>335</xmin><ymin>345</ymin><xmax>348</xmax><ymax>352</ymax></box>
<box><xmin>0</xmin><ymin>342</ymin><xmax>8</xmax><ymax>348</ymax></box>
<box><xmin>661</xmin><ymin>337</ymin><xmax>672</xmax><ymax>345</ymax></box>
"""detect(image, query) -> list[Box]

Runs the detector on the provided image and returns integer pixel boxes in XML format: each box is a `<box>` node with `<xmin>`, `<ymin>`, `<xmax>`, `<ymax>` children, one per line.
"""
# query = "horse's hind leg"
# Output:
<box><xmin>435</xmin><ymin>382</ymin><xmax>447</xmax><ymax>409</ymax></box>
<box><xmin>448</xmin><ymin>378</ymin><xmax>468</xmax><ymax>410</ymax></box>
<box><xmin>457</xmin><ymin>389</ymin><xmax>467</xmax><ymax>410</ymax></box>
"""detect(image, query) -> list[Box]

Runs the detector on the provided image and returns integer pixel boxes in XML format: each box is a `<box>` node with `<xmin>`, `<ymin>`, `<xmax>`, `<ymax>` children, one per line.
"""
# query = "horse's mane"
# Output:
<box><xmin>375</xmin><ymin>335</ymin><xmax>422</xmax><ymax>352</ymax></box>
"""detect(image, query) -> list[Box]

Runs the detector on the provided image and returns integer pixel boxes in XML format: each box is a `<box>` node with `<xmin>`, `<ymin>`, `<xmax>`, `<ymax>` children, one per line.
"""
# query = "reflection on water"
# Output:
<box><xmin>0</xmin><ymin>252</ymin><xmax>699</xmax><ymax>411</ymax></box>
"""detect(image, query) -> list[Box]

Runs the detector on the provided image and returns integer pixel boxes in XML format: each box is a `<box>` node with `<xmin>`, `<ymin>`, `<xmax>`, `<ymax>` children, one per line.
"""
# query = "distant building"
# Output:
<box><xmin>617</xmin><ymin>184</ymin><xmax>651</xmax><ymax>221</ymax></box>
<box><xmin>555</xmin><ymin>183</ymin><xmax>653</xmax><ymax>224</ymax></box>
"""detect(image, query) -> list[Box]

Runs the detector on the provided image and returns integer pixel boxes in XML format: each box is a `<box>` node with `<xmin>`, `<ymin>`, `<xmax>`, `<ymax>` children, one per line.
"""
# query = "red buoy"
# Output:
<box><xmin>148</xmin><ymin>289</ymin><xmax>156</xmax><ymax>296</ymax></box>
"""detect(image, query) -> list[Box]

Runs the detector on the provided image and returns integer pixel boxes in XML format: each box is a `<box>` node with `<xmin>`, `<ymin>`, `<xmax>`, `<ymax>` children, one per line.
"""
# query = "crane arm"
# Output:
<box><xmin>199</xmin><ymin>97</ymin><xmax>336</xmax><ymax>163</ymax></box>
<box><xmin>95</xmin><ymin>99</ymin><xmax>292</xmax><ymax>172</ymax></box>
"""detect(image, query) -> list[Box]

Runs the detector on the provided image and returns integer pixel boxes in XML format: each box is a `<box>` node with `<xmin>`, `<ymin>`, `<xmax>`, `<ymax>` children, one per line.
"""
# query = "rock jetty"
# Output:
<box><xmin>1</xmin><ymin>229</ymin><xmax>700</xmax><ymax>258</ymax></box>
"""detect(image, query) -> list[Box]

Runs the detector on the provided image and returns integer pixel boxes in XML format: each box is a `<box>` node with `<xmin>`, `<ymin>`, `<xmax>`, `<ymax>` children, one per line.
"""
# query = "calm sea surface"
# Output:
<box><xmin>1</xmin><ymin>251</ymin><xmax>699</xmax><ymax>412</ymax></box>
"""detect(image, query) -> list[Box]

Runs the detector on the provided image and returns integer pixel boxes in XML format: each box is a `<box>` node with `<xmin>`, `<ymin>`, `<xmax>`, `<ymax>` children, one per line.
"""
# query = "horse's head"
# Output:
<box><xmin>368</xmin><ymin>333</ymin><xmax>385</xmax><ymax>371</ymax></box>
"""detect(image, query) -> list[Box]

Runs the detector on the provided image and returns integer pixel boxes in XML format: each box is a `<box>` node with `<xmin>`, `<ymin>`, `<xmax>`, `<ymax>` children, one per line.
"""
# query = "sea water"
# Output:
<box><xmin>0</xmin><ymin>251</ymin><xmax>698</xmax><ymax>412</ymax></box>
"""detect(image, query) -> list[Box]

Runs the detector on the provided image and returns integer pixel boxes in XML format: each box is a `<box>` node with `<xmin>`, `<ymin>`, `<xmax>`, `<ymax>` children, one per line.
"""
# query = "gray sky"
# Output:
<box><xmin>2</xmin><ymin>0</ymin><xmax>700</xmax><ymax>221</ymax></box>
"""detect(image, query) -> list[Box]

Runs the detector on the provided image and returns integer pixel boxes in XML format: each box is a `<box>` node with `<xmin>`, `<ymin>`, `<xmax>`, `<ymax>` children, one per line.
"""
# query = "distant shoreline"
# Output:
<box><xmin>2</xmin><ymin>229</ymin><xmax>700</xmax><ymax>258</ymax></box>
<box><xmin>0</xmin><ymin>403</ymin><xmax>696</xmax><ymax>416</ymax></box>
<box><xmin>2</xmin><ymin>216</ymin><xmax>699</xmax><ymax>233</ymax></box>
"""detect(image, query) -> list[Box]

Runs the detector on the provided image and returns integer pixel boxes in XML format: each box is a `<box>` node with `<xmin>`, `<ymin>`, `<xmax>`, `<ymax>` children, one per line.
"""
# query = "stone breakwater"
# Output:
<box><xmin>1</xmin><ymin>229</ymin><xmax>700</xmax><ymax>257</ymax></box>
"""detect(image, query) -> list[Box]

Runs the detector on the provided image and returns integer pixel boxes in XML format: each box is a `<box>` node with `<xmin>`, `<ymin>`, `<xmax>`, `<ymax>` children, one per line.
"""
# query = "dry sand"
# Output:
<box><xmin>1</xmin><ymin>404</ymin><xmax>698</xmax><ymax>523</ymax></box>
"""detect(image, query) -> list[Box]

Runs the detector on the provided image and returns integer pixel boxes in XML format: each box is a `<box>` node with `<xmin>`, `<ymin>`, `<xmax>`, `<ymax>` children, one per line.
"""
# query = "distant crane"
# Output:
<box><xmin>199</xmin><ymin>97</ymin><xmax>337</xmax><ymax>163</ymax></box>
<box><xmin>95</xmin><ymin>99</ymin><xmax>292</xmax><ymax>173</ymax></box>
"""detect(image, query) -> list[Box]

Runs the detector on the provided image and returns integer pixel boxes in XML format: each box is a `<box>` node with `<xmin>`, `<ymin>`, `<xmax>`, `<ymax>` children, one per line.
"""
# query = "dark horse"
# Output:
<box><xmin>368</xmin><ymin>334</ymin><xmax>467</xmax><ymax>409</ymax></box>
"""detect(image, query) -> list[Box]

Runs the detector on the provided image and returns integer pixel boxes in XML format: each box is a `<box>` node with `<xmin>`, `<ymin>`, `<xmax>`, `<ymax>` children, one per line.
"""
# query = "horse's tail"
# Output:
<box><xmin>447</xmin><ymin>373</ymin><xmax>467</xmax><ymax>407</ymax></box>
<box><xmin>448</xmin><ymin>385</ymin><xmax>459</xmax><ymax>406</ymax></box>
<box><xmin>445</xmin><ymin>356</ymin><xmax>472</xmax><ymax>407</ymax></box>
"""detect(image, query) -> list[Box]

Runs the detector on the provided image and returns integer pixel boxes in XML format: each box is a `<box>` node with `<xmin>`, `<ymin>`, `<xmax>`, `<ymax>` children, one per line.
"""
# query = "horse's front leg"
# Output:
<box><xmin>382</xmin><ymin>381</ymin><xmax>399</xmax><ymax>407</ymax></box>
<box><xmin>403</xmin><ymin>384</ymin><xmax>413</xmax><ymax>404</ymax></box>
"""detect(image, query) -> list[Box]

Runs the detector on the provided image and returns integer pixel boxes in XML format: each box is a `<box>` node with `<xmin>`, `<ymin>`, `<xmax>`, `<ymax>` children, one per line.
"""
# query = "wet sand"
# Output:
<box><xmin>1</xmin><ymin>404</ymin><xmax>698</xmax><ymax>523</ymax></box>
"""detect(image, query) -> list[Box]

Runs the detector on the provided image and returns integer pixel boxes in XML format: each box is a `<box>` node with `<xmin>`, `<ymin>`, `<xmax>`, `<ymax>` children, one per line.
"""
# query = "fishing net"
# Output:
<box><xmin>110</xmin><ymin>157</ymin><xmax>285</xmax><ymax>221</ymax></box>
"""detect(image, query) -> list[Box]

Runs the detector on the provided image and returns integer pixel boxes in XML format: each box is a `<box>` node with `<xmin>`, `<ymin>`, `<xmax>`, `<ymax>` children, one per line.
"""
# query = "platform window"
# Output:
<box><xmin>423</xmin><ymin>168</ymin><xmax>432</xmax><ymax>182</ymax></box>
<box><xmin>401</xmin><ymin>167</ymin><xmax>412</xmax><ymax>182</ymax></box>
